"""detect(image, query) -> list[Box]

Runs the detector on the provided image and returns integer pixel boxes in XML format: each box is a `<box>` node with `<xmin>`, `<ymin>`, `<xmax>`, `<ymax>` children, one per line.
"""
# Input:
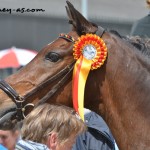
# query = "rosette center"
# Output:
<box><xmin>82</xmin><ymin>44</ymin><xmax>97</xmax><ymax>60</ymax></box>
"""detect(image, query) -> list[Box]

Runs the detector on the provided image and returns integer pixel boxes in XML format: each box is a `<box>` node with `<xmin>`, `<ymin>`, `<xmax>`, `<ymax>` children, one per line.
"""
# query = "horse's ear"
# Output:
<box><xmin>66</xmin><ymin>1</ymin><xmax>98</xmax><ymax>36</ymax></box>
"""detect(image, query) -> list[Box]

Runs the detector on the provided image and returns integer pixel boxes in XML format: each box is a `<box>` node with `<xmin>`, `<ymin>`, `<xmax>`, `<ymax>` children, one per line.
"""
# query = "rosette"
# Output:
<box><xmin>72</xmin><ymin>34</ymin><xmax>107</xmax><ymax>120</ymax></box>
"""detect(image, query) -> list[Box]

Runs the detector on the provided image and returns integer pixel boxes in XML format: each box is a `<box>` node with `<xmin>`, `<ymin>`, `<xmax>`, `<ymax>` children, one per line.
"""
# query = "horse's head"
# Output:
<box><xmin>0</xmin><ymin>1</ymin><xmax>119</xmax><ymax>125</ymax></box>
<box><xmin>0</xmin><ymin>1</ymin><xmax>100</xmax><ymax>123</ymax></box>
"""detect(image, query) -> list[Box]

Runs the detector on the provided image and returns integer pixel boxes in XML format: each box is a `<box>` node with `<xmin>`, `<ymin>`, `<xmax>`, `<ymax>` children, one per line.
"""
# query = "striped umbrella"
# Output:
<box><xmin>0</xmin><ymin>47</ymin><xmax>38</xmax><ymax>68</ymax></box>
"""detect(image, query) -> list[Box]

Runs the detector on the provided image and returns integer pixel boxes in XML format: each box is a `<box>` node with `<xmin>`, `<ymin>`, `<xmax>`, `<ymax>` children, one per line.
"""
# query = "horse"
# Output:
<box><xmin>0</xmin><ymin>1</ymin><xmax>150</xmax><ymax>150</ymax></box>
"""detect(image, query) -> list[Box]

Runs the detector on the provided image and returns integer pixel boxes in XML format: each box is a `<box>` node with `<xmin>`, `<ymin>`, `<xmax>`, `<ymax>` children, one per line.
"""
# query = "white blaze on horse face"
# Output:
<box><xmin>82</xmin><ymin>44</ymin><xmax>97</xmax><ymax>60</ymax></box>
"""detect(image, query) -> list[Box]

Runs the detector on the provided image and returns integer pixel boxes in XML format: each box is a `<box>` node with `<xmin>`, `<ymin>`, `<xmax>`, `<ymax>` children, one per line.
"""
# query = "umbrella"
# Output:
<box><xmin>0</xmin><ymin>47</ymin><xmax>38</xmax><ymax>69</ymax></box>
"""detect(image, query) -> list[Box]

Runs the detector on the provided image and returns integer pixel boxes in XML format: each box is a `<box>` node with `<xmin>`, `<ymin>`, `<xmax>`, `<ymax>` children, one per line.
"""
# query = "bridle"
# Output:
<box><xmin>0</xmin><ymin>26</ymin><xmax>105</xmax><ymax>122</ymax></box>
<box><xmin>0</xmin><ymin>62</ymin><xmax>75</xmax><ymax>121</ymax></box>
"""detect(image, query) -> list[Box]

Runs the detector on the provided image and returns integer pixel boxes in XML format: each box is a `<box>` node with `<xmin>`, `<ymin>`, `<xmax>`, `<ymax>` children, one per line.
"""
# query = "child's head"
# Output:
<box><xmin>21</xmin><ymin>103</ymin><xmax>86</xmax><ymax>150</ymax></box>
<box><xmin>0</xmin><ymin>121</ymin><xmax>20</xmax><ymax>150</ymax></box>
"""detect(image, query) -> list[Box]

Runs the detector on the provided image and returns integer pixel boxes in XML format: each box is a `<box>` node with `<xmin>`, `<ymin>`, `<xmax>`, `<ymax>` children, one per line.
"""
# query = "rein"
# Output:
<box><xmin>0</xmin><ymin>62</ymin><xmax>75</xmax><ymax>121</ymax></box>
<box><xmin>0</xmin><ymin>26</ymin><xmax>105</xmax><ymax>121</ymax></box>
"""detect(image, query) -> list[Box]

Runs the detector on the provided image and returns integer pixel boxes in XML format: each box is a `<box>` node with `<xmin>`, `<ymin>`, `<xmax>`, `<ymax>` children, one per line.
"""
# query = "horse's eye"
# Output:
<box><xmin>45</xmin><ymin>52</ymin><xmax>60</xmax><ymax>62</ymax></box>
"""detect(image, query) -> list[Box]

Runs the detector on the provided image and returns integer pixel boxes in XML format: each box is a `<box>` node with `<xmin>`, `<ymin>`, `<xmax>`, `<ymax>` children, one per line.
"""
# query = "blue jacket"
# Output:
<box><xmin>0</xmin><ymin>144</ymin><xmax>7</xmax><ymax>150</ymax></box>
<box><xmin>72</xmin><ymin>109</ymin><xmax>115</xmax><ymax>150</ymax></box>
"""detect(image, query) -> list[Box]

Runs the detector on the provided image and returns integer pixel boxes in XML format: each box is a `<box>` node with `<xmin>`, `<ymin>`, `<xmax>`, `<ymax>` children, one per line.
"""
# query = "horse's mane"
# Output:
<box><xmin>126</xmin><ymin>36</ymin><xmax>150</xmax><ymax>57</ymax></box>
<box><xmin>109</xmin><ymin>30</ymin><xmax>150</xmax><ymax>58</ymax></box>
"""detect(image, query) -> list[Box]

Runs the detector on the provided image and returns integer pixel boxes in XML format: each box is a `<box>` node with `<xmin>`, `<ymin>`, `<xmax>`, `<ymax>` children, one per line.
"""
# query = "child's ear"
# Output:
<box><xmin>14</xmin><ymin>130</ymin><xmax>20</xmax><ymax>138</ymax></box>
<box><xmin>48</xmin><ymin>133</ymin><xmax>58</xmax><ymax>149</ymax></box>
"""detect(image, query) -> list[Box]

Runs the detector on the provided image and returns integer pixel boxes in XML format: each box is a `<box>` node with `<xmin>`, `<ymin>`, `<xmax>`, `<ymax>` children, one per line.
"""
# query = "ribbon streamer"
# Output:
<box><xmin>73</xmin><ymin>56</ymin><xmax>92</xmax><ymax>120</ymax></box>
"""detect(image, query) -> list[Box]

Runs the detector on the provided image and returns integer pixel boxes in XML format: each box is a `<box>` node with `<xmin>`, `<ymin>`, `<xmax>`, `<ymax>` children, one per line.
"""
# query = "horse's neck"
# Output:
<box><xmin>102</xmin><ymin>41</ymin><xmax>150</xmax><ymax>150</ymax></box>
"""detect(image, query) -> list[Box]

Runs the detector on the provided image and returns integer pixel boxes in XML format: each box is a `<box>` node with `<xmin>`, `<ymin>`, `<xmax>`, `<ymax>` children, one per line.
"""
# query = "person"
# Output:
<box><xmin>0</xmin><ymin>120</ymin><xmax>20</xmax><ymax>150</ymax></box>
<box><xmin>15</xmin><ymin>103</ymin><xmax>86</xmax><ymax>150</ymax></box>
<box><xmin>130</xmin><ymin>0</ymin><xmax>150</xmax><ymax>37</ymax></box>
<box><xmin>72</xmin><ymin>108</ymin><xmax>116</xmax><ymax>150</ymax></box>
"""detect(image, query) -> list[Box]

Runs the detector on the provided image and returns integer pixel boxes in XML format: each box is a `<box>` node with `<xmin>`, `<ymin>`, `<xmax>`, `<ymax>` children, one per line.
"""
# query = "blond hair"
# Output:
<box><xmin>146</xmin><ymin>0</ymin><xmax>150</xmax><ymax>8</ymax></box>
<box><xmin>21</xmin><ymin>103</ymin><xmax>86</xmax><ymax>145</ymax></box>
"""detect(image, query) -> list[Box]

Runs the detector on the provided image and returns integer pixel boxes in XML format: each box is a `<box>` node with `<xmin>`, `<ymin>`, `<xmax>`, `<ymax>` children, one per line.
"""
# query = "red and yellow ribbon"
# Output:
<box><xmin>72</xmin><ymin>34</ymin><xmax>107</xmax><ymax>121</ymax></box>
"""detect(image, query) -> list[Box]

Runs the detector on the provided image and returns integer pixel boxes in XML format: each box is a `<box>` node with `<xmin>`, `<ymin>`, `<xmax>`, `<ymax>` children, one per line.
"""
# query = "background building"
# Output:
<box><xmin>0</xmin><ymin>0</ymin><xmax>148</xmax><ymax>51</ymax></box>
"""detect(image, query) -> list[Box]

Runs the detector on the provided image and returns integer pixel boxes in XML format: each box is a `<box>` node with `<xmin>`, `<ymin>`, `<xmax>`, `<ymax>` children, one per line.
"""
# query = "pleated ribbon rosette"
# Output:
<box><xmin>72</xmin><ymin>34</ymin><xmax>107</xmax><ymax>121</ymax></box>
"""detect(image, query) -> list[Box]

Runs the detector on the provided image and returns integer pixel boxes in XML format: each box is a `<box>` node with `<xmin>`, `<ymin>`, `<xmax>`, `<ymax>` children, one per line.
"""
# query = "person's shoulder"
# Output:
<box><xmin>136</xmin><ymin>15</ymin><xmax>150</xmax><ymax>23</ymax></box>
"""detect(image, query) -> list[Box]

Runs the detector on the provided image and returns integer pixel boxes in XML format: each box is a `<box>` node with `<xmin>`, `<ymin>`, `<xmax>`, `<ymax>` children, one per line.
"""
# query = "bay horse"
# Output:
<box><xmin>0</xmin><ymin>1</ymin><xmax>150</xmax><ymax>150</ymax></box>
